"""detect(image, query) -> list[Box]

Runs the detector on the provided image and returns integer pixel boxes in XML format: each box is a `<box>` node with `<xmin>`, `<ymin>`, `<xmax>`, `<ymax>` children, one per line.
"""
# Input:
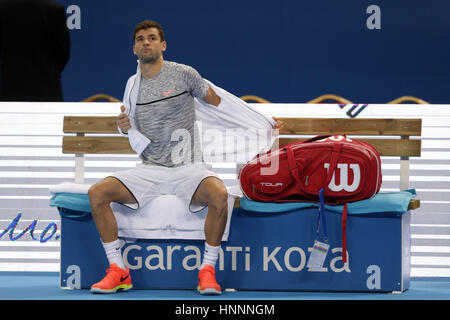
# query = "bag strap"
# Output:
<box><xmin>317</xmin><ymin>188</ymin><xmax>328</xmax><ymax>242</ymax></box>
<box><xmin>320</xmin><ymin>171</ymin><xmax>349</xmax><ymax>264</ymax></box>
<box><xmin>299</xmin><ymin>141</ymin><xmax>342</xmax><ymax>195</ymax></box>
<box><xmin>324</xmin><ymin>143</ymin><xmax>349</xmax><ymax>263</ymax></box>
<box><xmin>323</xmin><ymin>143</ymin><xmax>342</xmax><ymax>189</ymax></box>
<box><xmin>286</xmin><ymin>146</ymin><xmax>302</xmax><ymax>184</ymax></box>
<box><xmin>342</xmin><ymin>203</ymin><xmax>348</xmax><ymax>263</ymax></box>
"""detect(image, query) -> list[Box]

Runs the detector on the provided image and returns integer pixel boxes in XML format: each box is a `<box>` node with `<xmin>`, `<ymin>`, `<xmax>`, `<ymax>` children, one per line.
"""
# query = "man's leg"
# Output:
<box><xmin>192</xmin><ymin>177</ymin><xmax>228</xmax><ymax>246</ymax></box>
<box><xmin>191</xmin><ymin>177</ymin><xmax>228</xmax><ymax>295</ymax></box>
<box><xmin>88</xmin><ymin>177</ymin><xmax>137</xmax><ymax>293</ymax></box>
<box><xmin>88</xmin><ymin>177</ymin><xmax>137</xmax><ymax>243</ymax></box>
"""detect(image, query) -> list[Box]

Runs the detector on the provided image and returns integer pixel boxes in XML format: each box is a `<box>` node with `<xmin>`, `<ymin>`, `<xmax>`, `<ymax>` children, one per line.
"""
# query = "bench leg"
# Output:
<box><xmin>75</xmin><ymin>153</ymin><xmax>85</xmax><ymax>184</ymax></box>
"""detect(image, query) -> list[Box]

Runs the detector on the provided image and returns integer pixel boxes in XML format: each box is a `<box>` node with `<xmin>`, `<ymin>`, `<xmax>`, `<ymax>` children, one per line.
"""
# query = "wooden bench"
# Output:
<box><xmin>62</xmin><ymin>116</ymin><xmax>421</xmax><ymax>210</ymax></box>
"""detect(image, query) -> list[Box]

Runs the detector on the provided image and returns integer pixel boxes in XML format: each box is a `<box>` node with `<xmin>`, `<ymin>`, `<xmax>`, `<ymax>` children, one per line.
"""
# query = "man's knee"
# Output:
<box><xmin>88</xmin><ymin>180</ymin><xmax>116</xmax><ymax>210</ymax></box>
<box><xmin>89</xmin><ymin>177</ymin><xmax>136</xmax><ymax>211</ymax></box>
<box><xmin>208</xmin><ymin>186</ymin><xmax>228</xmax><ymax>213</ymax></box>
<box><xmin>88</xmin><ymin>184</ymin><xmax>107</xmax><ymax>209</ymax></box>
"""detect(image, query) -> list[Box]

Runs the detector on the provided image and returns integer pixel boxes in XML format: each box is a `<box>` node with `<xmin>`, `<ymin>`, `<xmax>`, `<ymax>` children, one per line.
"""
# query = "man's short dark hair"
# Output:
<box><xmin>133</xmin><ymin>20</ymin><xmax>165</xmax><ymax>42</ymax></box>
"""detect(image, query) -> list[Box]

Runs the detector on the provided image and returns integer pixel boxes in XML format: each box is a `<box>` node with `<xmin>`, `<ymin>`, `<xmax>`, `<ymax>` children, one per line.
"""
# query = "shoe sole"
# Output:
<box><xmin>197</xmin><ymin>286</ymin><xmax>222</xmax><ymax>295</ymax></box>
<box><xmin>91</xmin><ymin>284</ymin><xmax>133</xmax><ymax>294</ymax></box>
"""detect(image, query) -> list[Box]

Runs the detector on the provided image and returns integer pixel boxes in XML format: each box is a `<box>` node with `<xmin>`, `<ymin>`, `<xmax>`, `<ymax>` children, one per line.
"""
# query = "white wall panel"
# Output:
<box><xmin>0</xmin><ymin>102</ymin><xmax>449</xmax><ymax>276</ymax></box>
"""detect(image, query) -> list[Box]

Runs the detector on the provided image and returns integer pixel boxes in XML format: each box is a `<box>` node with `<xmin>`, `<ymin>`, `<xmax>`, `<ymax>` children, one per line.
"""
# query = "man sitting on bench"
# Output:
<box><xmin>88</xmin><ymin>19</ymin><xmax>282</xmax><ymax>295</ymax></box>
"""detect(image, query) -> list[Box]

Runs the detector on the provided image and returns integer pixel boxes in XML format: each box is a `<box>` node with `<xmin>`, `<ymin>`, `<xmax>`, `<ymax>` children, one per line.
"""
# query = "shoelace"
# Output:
<box><xmin>199</xmin><ymin>268</ymin><xmax>216</xmax><ymax>283</ymax></box>
<box><xmin>105</xmin><ymin>266</ymin><xmax>121</xmax><ymax>277</ymax></box>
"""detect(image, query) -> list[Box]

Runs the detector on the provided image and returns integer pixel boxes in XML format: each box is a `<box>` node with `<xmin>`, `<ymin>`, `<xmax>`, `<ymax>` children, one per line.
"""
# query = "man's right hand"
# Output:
<box><xmin>117</xmin><ymin>105</ymin><xmax>131</xmax><ymax>134</ymax></box>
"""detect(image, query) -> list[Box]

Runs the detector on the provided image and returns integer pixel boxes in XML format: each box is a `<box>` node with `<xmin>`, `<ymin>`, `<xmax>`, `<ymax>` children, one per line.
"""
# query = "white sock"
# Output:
<box><xmin>102</xmin><ymin>239</ymin><xmax>126</xmax><ymax>271</ymax></box>
<box><xmin>200</xmin><ymin>242</ymin><xmax>220</xmax><ymax>269</ymax></box>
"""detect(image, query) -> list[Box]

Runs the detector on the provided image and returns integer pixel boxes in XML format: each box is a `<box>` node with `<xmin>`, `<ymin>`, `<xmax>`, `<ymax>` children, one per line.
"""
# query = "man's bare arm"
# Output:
<box><xmin>203</xmin><ymin>87</ymin><xmax>221</xmax><ymax>107</ymax></box>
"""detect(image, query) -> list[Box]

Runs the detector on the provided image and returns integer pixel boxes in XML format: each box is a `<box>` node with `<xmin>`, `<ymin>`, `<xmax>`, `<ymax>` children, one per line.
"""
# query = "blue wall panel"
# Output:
<box><xmin>57</xmin><ymin>0</ymin><xmax>450</xmax><ymax>103</ymax></box>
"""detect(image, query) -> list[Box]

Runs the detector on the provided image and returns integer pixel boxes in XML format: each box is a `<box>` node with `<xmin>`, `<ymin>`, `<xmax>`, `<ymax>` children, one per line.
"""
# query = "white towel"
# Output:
<box><xmin>112</xmin><ymin>193</ymin><xmax>236</xmax><ymax>241</ymax></box>
<box><xmin>49</xmin><ymin>182</ymin><xmax>90</xmax><ymax>194</ymax></box>
<box><xmin>195</xmin><ymin>80</ymin><xmax>277</xmax><ymax>164</ymax></box>
<box><xmin>49</xmin><ymin>182</ymin><xmax>239</xmax><ymax>241</ymax></box>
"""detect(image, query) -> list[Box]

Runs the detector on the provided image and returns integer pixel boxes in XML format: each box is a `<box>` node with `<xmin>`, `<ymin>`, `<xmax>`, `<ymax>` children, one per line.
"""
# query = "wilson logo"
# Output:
<box><xmin>259</xmin><ymin>182</ymin><xmax>283</xmax><ymax>187</ymax></box>
<box><xmin>324</xmin><ymin>163</ymin><xmax>361</xmax><ymax>192</ymax></box>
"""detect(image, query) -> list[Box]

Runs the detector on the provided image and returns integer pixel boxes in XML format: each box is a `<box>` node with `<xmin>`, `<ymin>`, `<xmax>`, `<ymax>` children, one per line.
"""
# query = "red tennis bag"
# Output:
<box><xmin>239</xmin><ymin>134</ymin><xmax>382</xmax><ymax>204</ymax></box>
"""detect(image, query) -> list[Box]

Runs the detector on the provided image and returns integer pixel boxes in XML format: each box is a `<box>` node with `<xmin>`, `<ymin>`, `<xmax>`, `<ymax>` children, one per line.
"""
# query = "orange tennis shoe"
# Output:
<box><xmin>197</xmin><ymin>264</ymin><xmax>221</xmax><ymax>295</ymax></box>
<box><xmin>90</xmin><ymin>263</ymin><xmax>132</xmax><ymax>294</ymax></box>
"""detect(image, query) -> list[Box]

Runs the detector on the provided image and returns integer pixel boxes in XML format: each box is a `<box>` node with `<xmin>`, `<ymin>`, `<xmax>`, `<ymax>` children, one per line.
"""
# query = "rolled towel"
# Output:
<box><xmin>49</xmin><ymin>182</ymin><xmax>92</xmax><ymax>194</ymax></box>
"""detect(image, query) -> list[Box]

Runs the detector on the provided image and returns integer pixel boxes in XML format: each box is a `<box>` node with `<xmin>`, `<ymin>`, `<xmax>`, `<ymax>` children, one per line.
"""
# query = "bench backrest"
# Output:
<box><xmin>63</xmin><ymin>116</ymin><xmax>422</xmax><ymax>155</ymax></box>
<box><xmin>62</xmin><ymin>116</ymin><xmax>421</xmax><ymax>209</ymax></box>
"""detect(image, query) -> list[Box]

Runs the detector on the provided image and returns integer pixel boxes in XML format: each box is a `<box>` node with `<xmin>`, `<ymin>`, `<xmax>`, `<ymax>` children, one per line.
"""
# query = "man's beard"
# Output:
<box><xmin>139</xmin><ymin>51</ymin><xmax>161</xmax><ymax>64</ymax></box>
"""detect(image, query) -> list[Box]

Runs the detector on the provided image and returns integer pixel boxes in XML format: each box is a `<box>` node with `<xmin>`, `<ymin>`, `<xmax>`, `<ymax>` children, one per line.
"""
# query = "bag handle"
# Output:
<box><xmin>286</xmin><ymin>145</ymin><xmax>304</xmax><ymax>184</ymax></box>
<box><xmin>323</xmin><ymin>143</ymin><xmax>342</xmax><ymax>189</ymax></box>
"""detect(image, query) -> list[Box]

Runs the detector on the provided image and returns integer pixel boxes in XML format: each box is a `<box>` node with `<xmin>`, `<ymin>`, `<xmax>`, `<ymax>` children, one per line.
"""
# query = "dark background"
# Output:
<box><xmin>56</xmin><ymin>0</ymin><xmax>450</xmax><ymax>103</ymax></box>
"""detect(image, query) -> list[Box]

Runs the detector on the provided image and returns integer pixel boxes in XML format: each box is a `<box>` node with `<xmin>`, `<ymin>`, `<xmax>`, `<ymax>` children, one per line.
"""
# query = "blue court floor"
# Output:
<box><xmin>0</xmin><ymin>272</ymin><xmax>448</xmax><ymax>300</ymax></box>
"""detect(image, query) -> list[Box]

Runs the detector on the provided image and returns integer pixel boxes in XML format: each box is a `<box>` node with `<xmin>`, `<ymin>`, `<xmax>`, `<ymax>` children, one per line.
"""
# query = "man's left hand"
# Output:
<box><xmin>272</xmin><ymin>116</ymin><xmax>284</xmax><ymax>131</ymax></box>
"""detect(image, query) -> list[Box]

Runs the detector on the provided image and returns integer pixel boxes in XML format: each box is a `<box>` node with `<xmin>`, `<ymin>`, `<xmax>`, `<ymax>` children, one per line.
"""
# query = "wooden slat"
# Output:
<box><xmin>63</xmin><ymin>116</ymin><xmax>118</xmax><ymax>133</ymax></box>
<box><xmin>63</xmin><ymin>136</ymin><xmax>421</xmax><ymax>157</ymax></box>
<box><xmin>63</xmin><ymin>136</ymin><xmax>134</xmax><ymax>154</ymax></box>
<box><xmin>408</xmin><ymin>199</ymin><xmax>420</xmax><ymax>210</ymax></box>
<box><xmin>63</xmin><ymin>117</ymin><xmax>422</xmax><ymax>136</ymax></box>
<box><xmin>277</xmin><ymin>138</ymin><xmax>421</xmax><ymax>157</ymax></box>
<box><xmin>279</xmin><ymin>118</ymin><xmax>422</xmax><ymax>136</ymax></box>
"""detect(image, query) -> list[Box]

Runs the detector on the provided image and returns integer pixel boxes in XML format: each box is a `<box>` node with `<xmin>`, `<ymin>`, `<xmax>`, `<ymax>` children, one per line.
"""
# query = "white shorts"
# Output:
<box><xmin>108</xmin><ymin>163</ymin><xmax>221</xmax><ymax>213</ymax></box>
